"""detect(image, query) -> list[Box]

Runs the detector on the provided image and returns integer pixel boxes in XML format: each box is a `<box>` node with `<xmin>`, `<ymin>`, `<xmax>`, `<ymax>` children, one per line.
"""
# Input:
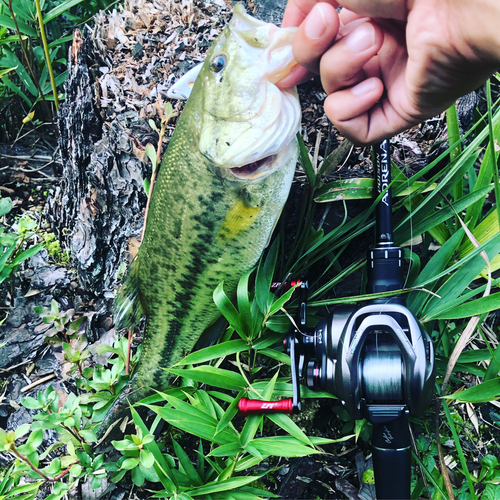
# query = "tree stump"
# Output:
<box><xmin>51</xmin><ymin>27</ymin><xmax>148</xmax><ymax>297</ymax></box>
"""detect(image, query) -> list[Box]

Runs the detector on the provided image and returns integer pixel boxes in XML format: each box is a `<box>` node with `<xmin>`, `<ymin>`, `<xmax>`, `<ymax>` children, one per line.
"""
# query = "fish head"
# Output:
<box><xmin>197</xmin><ymin>4</ymin><xmax>301</xmax><ymax>180</ymax></box>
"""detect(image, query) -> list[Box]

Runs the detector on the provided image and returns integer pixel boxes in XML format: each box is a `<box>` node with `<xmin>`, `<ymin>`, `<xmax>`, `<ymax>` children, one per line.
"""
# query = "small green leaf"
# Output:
<box><xmin>70</xmin><ymin>463</ymin><xmax>83</xmax><ymax>478</ymax></box>
<box><xmin>167</xmin><ymin>366</ymin><xmax>246</xmax><ymax>391</ymax></box>
<box><xmin>172</xmin><ymin>439</ymin><xmax>203</xmax><ymax>485</ymax></box>
<box><xmin>112</xmin><ymin>438</ymin><xmax>138</xmax><ymax>451</ymax></box>
<box><xmin>121</xmin><ymin>457</ymin><xmax>140</xmax><ymax>470</ymax></box>
<box><xmin>42</xmin><ymin>0</ymin><xmax>85</xmax><ymax>23</ymax></box>
<box><xmin>0</xmin><ymin>15</ymin><xmax>37</xmax><ymax>36</ymax></box>
<box><xmin>434</xmin><ymin>292</ymin><xmax>500</xmax><ymax>319</ymax></box>
<box><xmin>213</xmin><ymin>282</ymin><xmax>243</xmax><ymax>334</ymax></box>
<box><xmin>362</xmin><ymin>468</ymin><xmax>375</xmax><ymax>485</ymax></box>
<box><xmin>14</xmin><ymin>423</ymin><xmax>31</xmax><ymax>440</ymax></box>
<box><xmin>26</xmin><ymin>428</ymin><xmax>43</xmax><ymax>449</ymax></box>
<box><xmin>79</xmin><ymin>430</ymin><xmax>97</xmax><ymax>443</ymax></box>
<box><xmin>44</xmin><ymin>458</ymin><xmax>62</xmax><ymax>476</ymax></box>
<box><xmin>185</xmin><ymin>475</ymin><xmax>266</xmax><ymax>497</ymax></box>
<box><xmin>297</xmin><ymin>133</ymin><xmax>315</xmax><ymax>187</ymax></box>
<box><xmin>255</xmin><ymin>238</ymin><xmax>278</xmax><ymax>314</ymax></box>
<box><xmin>482</xmin><ymin>484</ymin><xmax>500</xmax><ymax>500</ymax></box>
<box><xmin>268</xmin><ymin>284</ymin><xmax>298</xmax><ymax>316</ymax></box>
<box><xmin>249</xmin><ymin>436</ymin><xmax>320</xmax><ymax>457</ymax></box>
<box><xmin>145</xmin><ymin>143</ymin><xmax>157</xmax><ymax>173</ymax></box>
<box><xmin>268</xmin><ymin>413</ymin><xmax>312</xmax><ymax>446</ymax></box>
<box><xmin>90</xmin><ymin>476</ymin><xmax>102</xmax><ymax>490</ymax></box>
<box><xmin>236</xmin><ymin>269</ymin><xmax>253</xmax><ymax>337</ymax></box>
<box><xmin>0</xmin><ymin>197</ymin><xmax>12</xmax><ymax>217</ymax></box>
<box><xmin>442</xmin><ymin>378</ymin><xmax>500</xmax><ymax>403</ymax></box>
<box><xmin>314</xmin><ymin>178</ymin><xmax>374</xmax><ymax>202</ymax></box>
<box><xmin>45</xmin><ymin>481</ymin><xmax>69</xmax><ymax>500</ymax></box>
<box><xmin>4</xmin><ymin>481</ymin><xmax>42</xmax><ymax>497</ymax></box>
<box><xmin>485</xmin><ymin>343</ymin><xmax>500</xmax><ymax>381</ymax></box>
<box><xmin>208</xmin><ymin>442</ymin><xmax>242</xmax><ymax>457</ymax></box>
<box><xmin>215</xmin><ymin>391</ymin><xmax>242</xmax><ymax>437</ymax></box>
<box><xmin>129</xmin><ymin>406</ymin><xmax>178</xmax><ymax>492</ymax></box>
<box><xmin>140</xmin><ymin>448</ymin><xmax>155</xmax><ymax>469</ymax></box>
<box><xmin>481</xmin><ymin>455</ymin><xmax>499</xmax><ymax>470</ymax></box>
<box><xmin>148</xmin><ymin>119</ymin><xmax>158</xmax><ymax>131</ymax></box>
<box><xmin>174</xmin><ymin>340</ymin><xmax>247</xmax><ymax>366</ymax></box>
<box><xmin>131</xmin><ymin>465</ymin><xmax>145</xmax><ymax>487</ymax></box>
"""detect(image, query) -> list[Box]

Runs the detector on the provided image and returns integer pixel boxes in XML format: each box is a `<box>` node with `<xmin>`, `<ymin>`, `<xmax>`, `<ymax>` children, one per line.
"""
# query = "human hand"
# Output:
<box><xmin>280</xmin><ymin>0</ymin><xmax>500</xmax><ymax>145</ymax></box>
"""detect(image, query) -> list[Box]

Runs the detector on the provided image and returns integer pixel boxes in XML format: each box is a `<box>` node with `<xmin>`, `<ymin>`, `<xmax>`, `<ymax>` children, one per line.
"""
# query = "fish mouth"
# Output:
<box><xmin>229</xmin><ymin>154</ymin><xmax>277</xmax><ymax>180</ymax></box>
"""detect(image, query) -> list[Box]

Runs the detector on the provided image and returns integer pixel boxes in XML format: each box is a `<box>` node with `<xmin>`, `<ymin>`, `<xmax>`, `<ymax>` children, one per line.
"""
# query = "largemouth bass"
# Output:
<box><xmin>104</xmin><ymin>5</ymin><xmax>301</xmax><ymax>427</ymax></box>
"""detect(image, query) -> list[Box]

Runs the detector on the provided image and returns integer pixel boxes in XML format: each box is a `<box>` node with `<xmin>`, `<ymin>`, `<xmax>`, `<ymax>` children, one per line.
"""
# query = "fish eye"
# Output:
<box><xmin>210</xmin><ymin>54</ymin><xmax>227</xmax><ymax>73</ymax></box>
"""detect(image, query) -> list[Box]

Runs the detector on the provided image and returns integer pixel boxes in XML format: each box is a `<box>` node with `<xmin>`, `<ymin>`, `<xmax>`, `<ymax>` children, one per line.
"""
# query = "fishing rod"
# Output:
<box><xmin>238</xmin><ymin>140</ymin><xmax>436</xmax><ymax>500</ymax></box>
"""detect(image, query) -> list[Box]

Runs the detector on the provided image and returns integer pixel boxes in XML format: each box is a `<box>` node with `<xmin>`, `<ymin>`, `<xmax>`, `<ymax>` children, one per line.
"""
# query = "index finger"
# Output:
<box><xmin>282</xmin><ymin>0</ymin><xmax>339</xmax><ymax>27</ymax></box>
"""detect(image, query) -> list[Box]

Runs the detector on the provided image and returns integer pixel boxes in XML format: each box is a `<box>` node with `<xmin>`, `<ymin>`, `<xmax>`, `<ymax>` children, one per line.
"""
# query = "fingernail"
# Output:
<box><xmin>351</xmin><ymin>78</ymin><xmax>377</xmax><ymax>96</ymax></box>
<box><xmin>346</xmin><ymin>23</ymin><xmax>375</xmax><ymax>53</ymax></box>
<box><xmin>304</xmin><ymin>4</ymin><xmax>327</xmax><ymax>40</ymax></box>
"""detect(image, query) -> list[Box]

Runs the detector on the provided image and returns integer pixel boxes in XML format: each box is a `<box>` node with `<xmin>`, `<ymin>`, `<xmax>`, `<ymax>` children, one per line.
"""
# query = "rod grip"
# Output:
<box><xmin>371</xmin><ymin>415</ymin><xmax>412</xmax><ymax>499</ymax></box>
<box><xmin>238</xmin><ymin>398</ymin><xmax>293</xmax><ymax>416</ymax></box>
<box><xmin>371</xmin><ymin>445</ymin><xmax>411</xmax><ymax>500</ymax></box>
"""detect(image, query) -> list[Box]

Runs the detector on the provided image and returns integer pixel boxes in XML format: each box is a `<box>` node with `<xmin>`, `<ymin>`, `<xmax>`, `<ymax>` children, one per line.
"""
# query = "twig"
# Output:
<box><xmin>0</xmin><ymin>154</ymin><xmax>53</xmax><ymax>161</ymax></box>
<box><xmin>61</xmin><ymin>424</ymin><xmax>86</xmax><ymax>445</ymax></box>
<box><xmin>96</xmin><ymin>417</ymin><xmax>123</xmax><ymax>446</ymax></box>
<box><xmin>14</xmin><ymin>160</ymin><xmax>55</xmax><ymax>173</ymax></box>
<box><xmin>435</xmin><ymin>403</ymin><xmax>455</xmax><ymax>500</ymax></box>
<box><xmin>125</xmin><ymin>328</ymin><xmax>133</xmax><ymax>375</ymax></box>
<box><xmin>140</xmin><ymin>155</ymin><xmax>159</xmax><ymax>243</ymax></box>
<box><xmin>35</xmin><ymin>0</ymin><xmax>59</xmax><ymax>111</ymax></box>
<box><xmin>11</xmin><ymin>449</ymin><xmax>51</xmax><ymax>480</ymax></box>
<box><xmin>21</xmin><ymin>373</ymin><xmax>57</xmax><ymax>393</ymax></box>
<box><xmin>0</xmin><ymin>359</ymin><xmax>32</xmax><ymax>373</ymax></box>
<box><xmin>54</xmin><ymin>463</ymin><xmax>79</xmax><ymax>481</ymax></box>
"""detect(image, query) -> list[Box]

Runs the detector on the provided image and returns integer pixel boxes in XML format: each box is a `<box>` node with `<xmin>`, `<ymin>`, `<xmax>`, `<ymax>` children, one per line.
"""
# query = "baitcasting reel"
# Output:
<box><xmin>239</xmin><ymin>141</ymin><xmax>436</xmax><ymax>500</ymax></box>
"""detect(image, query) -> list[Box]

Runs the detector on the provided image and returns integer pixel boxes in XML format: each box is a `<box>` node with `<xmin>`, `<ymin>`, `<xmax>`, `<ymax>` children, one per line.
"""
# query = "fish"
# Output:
<box><xmin>101</xmin><ymin>4</ymin><xmax>301</xmax><ymax>430</ymax></box>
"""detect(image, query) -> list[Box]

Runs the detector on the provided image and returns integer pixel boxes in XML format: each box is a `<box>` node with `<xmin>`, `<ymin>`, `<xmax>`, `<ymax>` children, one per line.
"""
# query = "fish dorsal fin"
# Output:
<box><xmin>114</xmin><ymin>258</ymin><xmax>145</xmax><ymax>330</ymax></box>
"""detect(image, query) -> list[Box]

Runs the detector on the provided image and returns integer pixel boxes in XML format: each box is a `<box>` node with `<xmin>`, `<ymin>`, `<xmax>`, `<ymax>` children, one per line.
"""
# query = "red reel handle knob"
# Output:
<box><xmin>270</xmin><ymin>280</ymin><xmax>301</xmax><ymax>291</ymax></box>
<box><xmin>238</xmin><ymin>398</ymin><xmax>294</xmax><ymax>416</ymax></box>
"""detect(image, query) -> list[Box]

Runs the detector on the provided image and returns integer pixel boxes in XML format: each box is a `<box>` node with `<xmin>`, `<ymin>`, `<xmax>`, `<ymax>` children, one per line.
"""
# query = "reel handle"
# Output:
<box><xmin>238</xmin><ymin>398</ymin><xmax>293</xmax><ymax>416</ymax></box>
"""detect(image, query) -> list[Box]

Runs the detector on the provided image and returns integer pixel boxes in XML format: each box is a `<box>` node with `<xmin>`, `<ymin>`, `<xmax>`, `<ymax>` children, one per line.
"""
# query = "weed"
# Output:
<box><xmin>0</xmin><ymin>197</ymin><xmax>43</xmax><ymax>293</ymax></box>
<box><xmin>0</xmin><ymin>0</ymin><xmax>117</xmax><ymax>137</ymax></box>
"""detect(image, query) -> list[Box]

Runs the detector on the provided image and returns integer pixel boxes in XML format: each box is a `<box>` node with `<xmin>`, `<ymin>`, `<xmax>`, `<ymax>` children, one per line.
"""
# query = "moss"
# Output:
<box><xmin>42</xmin><ymin>232</ymin><xmax>70</xmax><ymax>265</ymax></box>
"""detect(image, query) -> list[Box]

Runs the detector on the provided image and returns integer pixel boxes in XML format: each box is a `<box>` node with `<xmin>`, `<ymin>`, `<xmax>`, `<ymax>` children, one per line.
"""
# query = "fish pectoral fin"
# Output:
<box><xmin>114</xmin><ymin>258</ymin><xmax>145</xmax><ymax>330</ymax></box>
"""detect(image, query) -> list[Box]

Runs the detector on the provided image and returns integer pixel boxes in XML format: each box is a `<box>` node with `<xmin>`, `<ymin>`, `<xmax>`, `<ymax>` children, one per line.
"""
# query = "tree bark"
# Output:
<box><xmin>51</xmin><ymin>27</ymin><xmax>148</xmax><ymax>297</ymax></box>
<box><xmin>253</xmin><ymin>0</ymin><xmax>287</xmax><ymax>24</ymax></box>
